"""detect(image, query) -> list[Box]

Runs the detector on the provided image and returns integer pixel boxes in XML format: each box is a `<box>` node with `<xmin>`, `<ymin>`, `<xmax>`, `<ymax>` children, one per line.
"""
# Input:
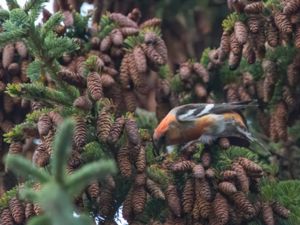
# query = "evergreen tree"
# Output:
<box><xmin>0</xmin><ymin>0</ymin><xmax>299</xmax><ymax>225</ymax></box>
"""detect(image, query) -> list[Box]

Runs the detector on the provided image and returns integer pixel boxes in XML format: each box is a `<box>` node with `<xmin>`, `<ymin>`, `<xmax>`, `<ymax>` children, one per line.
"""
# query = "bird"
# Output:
<box><xmin>152</xmin><ymin>101</ymin><xmax>257</xmax><ymax>155</ymax></box>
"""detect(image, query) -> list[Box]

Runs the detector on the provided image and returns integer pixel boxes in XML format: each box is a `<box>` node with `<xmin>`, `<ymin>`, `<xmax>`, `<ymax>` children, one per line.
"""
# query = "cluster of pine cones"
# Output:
<box><xmin>146</xmin><ymin>145</ymin><xmax>290</xmax><ymax>225</ymax></box>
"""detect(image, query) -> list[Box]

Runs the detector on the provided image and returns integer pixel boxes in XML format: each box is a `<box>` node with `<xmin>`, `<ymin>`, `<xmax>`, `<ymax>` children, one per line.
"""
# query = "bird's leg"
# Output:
<box><xmin>180</xmin><ymin>134</ymin><xmax>215</xmax><ymax>151</ymax></box>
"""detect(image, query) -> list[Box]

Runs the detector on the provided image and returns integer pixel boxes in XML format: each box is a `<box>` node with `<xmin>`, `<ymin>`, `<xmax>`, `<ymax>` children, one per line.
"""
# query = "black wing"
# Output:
<box><xmin>176</xmin><ymin>101</ymin><xmax>256</xmax><ymax>122</ymax></box>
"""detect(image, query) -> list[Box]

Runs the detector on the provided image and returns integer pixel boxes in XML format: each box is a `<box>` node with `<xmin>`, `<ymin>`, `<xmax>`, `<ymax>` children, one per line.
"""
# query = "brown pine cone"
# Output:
<box><xmin>247</xmin><ymin>15</ymin><xmax>261</xmax><ymax>33</ymax></box>
<box><xmin>73</xmin><ymin>96</ymin><xmax>92</xmax><ymax>111</ymax></box>
<box><xmin>283</xmin><ymin>0</ymin><xmax>300</xmax><ymax>15</ymax></box>
<box><xmin>224</xmin><ymin>84</ymin><xmax>239</xmax><ymax>102</ymax></box>
<box><xmin>266</xmin><ymin>20</ymin><xmax>279</xmax><ymax>47</ymax></box>
<box><xmin>97</xmin><ymin>107</ymin><xmax>113</xmax><ymax>142</ymax></box>
<box><xmin>140</xmin><ymin>18</ymin><xmax>161</xmax><ymax>29</ymax></box>
<box><xmin>193</xmin><ymin>62</ymin><xmax>209</xmax><ymax>83</ymax></box>
<box><xmin>232</xmin><ymin>162</ymin><xmax>249</xmax><ymax>193</ymax></box>
<box><xmin>195</xmin><ymin>178</ymin><xmax>212</xmax><ymax>201</ymax></box>
<box><xmin>228</xmin><ymin>51</ymin><xmax>242</xmax><ymax>70</ymax></box>
<box><xmin>73</xmin><ymin>117</ymin><xmax>87</xmax><ymax>148</ymax></box>
<box><xmin>219</xmin><ymin>137</ymin><xmax>230</xmax><ymax>149</ymax></box>
<box><xmin>213</xmin><ymin>193</ymin><xmax>229</xmax><ymax>225</ymax></box>
<box><xmin>154</xmin><ymin>37</ymin><xmax>168</xmax><ymax>63</ymax></box>
<box><xmin>0</xmin><ymin>208</ymin><xmax>14</xmax><ymax>225</ymax></box>
<box><xmin>237</xmin><ymin>157</ymin><xmax>263</xmax><ymax>174</ymax></box>
<box><xmin>142</xmin><ymin>44</ymin><xmax>165</xmax><ymax>66</ymax></box>
<box><xmin>109</xmin><ymin>13</ymin><xmax>138</xmax><ymax>28</ymax></box>
<box><xmin>146</xmin><ymin>179</ymin><xmax>165</xmax><ymax>200</ymax></box>
<box><xmin>132</xmin><ymin>186</ymin><xmax>147</xmax><ymax>215</ymax></box>
<box><xmin>48</xmin><ymin>111</ymin><xmax>63</xmax><ymax>126</ymax></box>
<box><xmin>287</xmin><ymin>63</ymin><xmax>300</xmax><ymax>86</ymax></box>
<box><xmin>15</xmin><ymin>41</ymin><xmax>28</xmax><ymax>58</ymax></box>
<box><xmin>87</xmin><ymin>72</ymin><xmax>103</xmax><ymax>101</ymax></box>
<box><xmin>201</xmin><ymin>151</ymin><xmax>211</xmax><ymax>168</ymax></box>
<box><xmin>125</xmin><ymin>117</ymin><xmax>141</xmax><ymax>145</ymax></box>
<box><xmin>98</xmin><ymin>187</ymin><xmax>114</xmax><ymax>217</ymax></box>
<box><xmin>58</xmin><ymin>69</ymin><xmax>85</xmax><ymax>88</ymax></box>
<box><xmin>238</xmin><ymin>86</ymin><xmax>252</xmax><ymax>101</ymax></box>
<box><xmin>32</xmin><ymin>145</ymin><xmax>50</xmax><ymax>167</ymax></box>
<box><xmin>170</xmin><ymin>160</ymin><xmax>195</xmax><ymax>172</ymax></box>
<box><xmin>9</xmin><ymin>197</ymin><xmax>25</xmax><ymax>224</ymax></box>
<box><xmin>218</xmin><ymin>181</ymin><xmax>237</xmax><ymax>195</ymax></box>
<box><xmin>8</xmin><ymin>142</ymin><xmax>23</xmax><ymax>154</ymax></box>
<box><xmin>108</xmin><ymin>116</ymin><xmax>125</xmax><ymax>144</ymax></box>
<box><xmin>244</xmin><ymin>2</ymin><xmax>264</xmax><ymax>14</ymax></box>
<box><xmin>262</xmin><ymin>202</ymin><xmax>275</xmax><ymax>225</ymax></box>
<box><xmin>135</xmin><ymin>145</ymin><xmax>146</xmax><ymax>172</ymax></box>
<box><xmin>195</xmin><ymin>194</ymin><xmax>211</xmax><ymax>219</ymax></box>
<box><xmin>124</xmin><ymin>91</ymin><xmax>137</xmax><ymax>112</ymax></box>
<box><xmin>231</xmin><ymin>192</ymin><xmax>255</xmax><ymax>217</ymax></box>
<box><xmin>120</xmin><ymin>27</ymin><xmax>139</xmax><ymax>36</ymax></box>
<box><xmin>234</xmin><ymin>21</ymin><xmax>248</xmax><ymax>45</ymax></box>
<box><xmin>165</xmin><ymin>185</ymin><xmax>182</xmax><ymax>217</ymax></box>
<box><xmin>193</xmin><ymin>164</ymin><xmax>205</xmax><ymax>179</ymax></box>
<box><xmin>117</xmin><ymin>145</ymin><xmax>132</xmax><ymax>178</ymax></box>
<box><xmin>263</xmin><ymin>72</ymin><xmax>275</xmax><ymax>102</ymax></box>
<box><xmin>274</xmin><ymin>102</ymin><xmax>288</xmax><ymax>140</ymax></box>
<box><xmin>133</xmin><ymin>45</ymin><xmax>147</xmax><ymax>73</ymax></box>
<box><xmin>219</xmin><ymin>31</ymin><xmax>230</xmax><ymax>60</ymax></box>
<box><xmin>272</xmin><ymin>201</ymin><xmax>290</xmax><ymax>218</ymax></box>
<box><xmin>182</xmin><ymin>178</ymin><xmax>194</xmax><ymax>213</ymax></box>
<box><xmin>230</xmin><ymin>33</ymin><xmax>242</xmax><ymax>55</ymax></box>
<box><xmin>25</xmin><ymin>202</ymin><xmax>35</xmax><ymax>219</ymax></box>
<box><xmin>120</xmin><ymin>53</ymin><xmax>131</xmax><ymax>89</ymax></box>
<box><xmin>274</xmin><ymin>12</ymin><xmax>292</xmax><ymax>34</ymax></box>
<box><xmin>2</xmin><ymin>43</ymin><xmax>15</xmax><ymax>69</ymax></box>
<box><xmin>221</xmin><ymin>170</ymin><xmax>237</xmax><ymax>180</ymax></box>
<box><xmin>110</xmin><ymin>29</ymin><xmax>123</xmax><ymax>46</ymax></box>
<box><xmin>87</xmin><ymin>182</ymin><xmax>100</xmax><ymax>200</ymax></box>
<box><xmin>179</xmin><ymin>62</ymin><xmax>192</xmax><ymax>81</ymax></box>
<box><xmin>37</xmin><ymin>114</ymin><xmax>52</xmax><ymax>136</ymax></box>
<box><xmin>122</xmin><ymin>189</ymin><xmax>133</xmax><ymax>222</ymax></box>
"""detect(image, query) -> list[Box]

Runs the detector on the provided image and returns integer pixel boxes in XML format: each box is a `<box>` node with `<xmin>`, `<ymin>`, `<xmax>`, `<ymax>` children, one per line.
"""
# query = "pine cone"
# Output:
<box><xmin>117</xmin><ymin>145</ymin><xmax>132</xmax><ymax>178</ymax></box>
<box><xmin>9</xmin><ymin>197</ymin><xmax>25</xmax><ymax>224</ymax></box>
<box><xmin>100</xmin><ymin>74</ymin><xmax>115</xmax><ymax>87</ymax></box>
<box><xmin>132</xmin><ymin>186</ymin><xmax>147</xmax><ymax>215</ymax></box>
<box><xmin>8</xmin><ymin>142</ymin><xmax>23</xmax><ymax>154</ymax></box>
<box><xmin>224</xmin><ymin>84</ymin><xmax>239</xmax><ymax>102</ymax></box>
<box><xmin>206</xmin><ymin>168</ymin><xmax>216</xmax><ymax>179</ymax></box>
<box><xmin>135</xmin><ymin>172</ymin><xmax>147</xmax><ymax>186</ymax></box>
<box><xmin>244</xmin><ymin>2</ymin><xmax>264</xmax><ymax>14</ymax></box>
<box><xmin>120</xmin><ymin>53</ymin><xmax>131</xmax><ymax>89</ymax></box>
<box><xmin>48</xmin><ymin>111</ymin><xmax>63</xmax><ymax>126</ymax></box>
<box><xmin>37</xmin><ymin>114</ymin><xmax>52</xmax><ymax>136</ymax></box>
<box><xmin>87</xmin><ymin>72</ymin><xmax>103</xmax><ymax>101</ymax></box>
<box><xmin>287</xmin><ymin>63</ymin><xmax>300</xmax><ymax>86</ymax></box>
<box><xmin>97</xmin><ymin>107</ymin><xmax>113</xmax><ymax>142</ymax></box>
<box><xmin>58</xmin><ymin>69</ymin><xmax>85</xmax><ymax>87</ymax></box>
<box><xmin>125</xmin><ymin>117</ymin><xmax>141</xmax><ymax>145</ymax></box>
<box><xmin>232</xmin><ymin>162</ymin><xmax>249</xmax><ymax>193</ymax></box>
<box><xmin>100</xmin><ymin>35</ymin><xmax>112</xmax><ymax>52</ymax></box>
<box><xmin>193</xmin><ymin>164</ymin><xmax>205</xmax><ymax>179</ymax></box>
<box><xmin>262</xmin><ymin>202</ymin><xmax>275</xmax><ymax>225</ymax></box>
<box><xmin>219</xmin><ymin>31</ymin><xmax>230</xmax><ymax>60</ymax></box>
<box><xmin>140</xmin><ymin>18</ymin><xmax>161</xmax><ymax>29</ymax></box>
<box><xmin>171</xmin><ymin>160</ymin><xmax>195</xmax><ymax>172</ymax></box>
<box><xmin>108</xmin><ymin>116</ymin><xmax>125</xmax><ymax>144</ymax></box>
<box><xmin>237</xmin><ymin>157</ymin><xmax>263</xmax><ymax>174</ymax></box>
<box><xmin>231</xmin><ymin>192</ymin><xmax>255</xmax><ymax>217</ymax></box>
<box><xmin>201</xmin><ymin>151</ymin><xmax>211</xmax><ymax>168</ymax></box>
<box><xmin>234</xmin><ymin>21</ymin><xmax>248</xmax><ymax>45</ymax></box>
<box><xmin>99</xmin><ymin>187</ymin><xmax>114</xmax><ymax>217</ymax></box>
<box><xmin>74</xmin><ymin>117</ymin><xmax>87</xmax><ymax>148</ymax></box>
<box><xmin>266</xmin><ymin>19</ymin><xmax>279</xmax><ymax>47</ymax></box>
<box><xmin>263</xmin><ymin>72</ymin><xmax>275</xmax><ymax>102</ymax></box>
<box><xmin>109</xmin><ymin>13</ymin><xmax>138</xmax><ymax>28</ymax></box>
<box><xmin>219</xmin><ymin>137</ymin><xmax>230</xmax><ymax>149</ymax></box>
<box><xmin>32</xmin><ymin>145</ymin><xmax>50</xmax><ymax>167</ymax></box>
<box><xmin>133</xmin><ymin>45</ymin><xmax>147</xmax><ymax>73</ymax></box>
<box><xmin>295</xmin><ymin>25</ymin><xmax>300</xmax><ymax>48</ymax></box>
<box><xmin>270</xmin><ymin>113</ymin><xmax>279</xmax><ymax>142</ymax></box>
<box><xmin>221</xmin><ymin>170</ymin><xmax>237</xmax><ymax>180</ymax></box>
<box><xmin>274</xmin><ymin>102</ymin><xmax>288</xmax><ymax>140</ymax></box>
<box><xmin>194</xmin><ymin>84</ymin><xmax>207</xmax><ymax>99</ymax></box>
<box><xmin>2</xmin><ymin>43</ymin><xmax>15</xmax><ymax>69</ymax></box>
<box><xmin>25</xmin><ymin>202</ymin><xmax>35</xmax><ymax>219</ymax></box>
<box><xmin>195</xmin><ymin>178</ymin><xmax>212</xmax><ymax>201</ymax></box>
<box><xmin>120</xmin><ymin>27</ymin><xmax>139</xmax><ymax>36</ymax></box>
<box><xmin>272</xmin><ymin>201</ymin><xmax>290</xmax><ymax>218</ymax></box>
<box><xmin>274</xmin><ymin>12</ymin><xmax>292</xmax><ymax>34</ymax></box>
<box><xmin>146</xmin><ymin>179</ymin><xmax>165</xmax><ymax>200</ymax></box>
<box><xmin>193</xmin><ymin>62</ymin><xmax>209</xmax><ymax>83</ymax></box>
<box><xmin>0</xmin><ymin>208</ymin><xmax>14</xmax><ymax>225</ymax></box>
<box><xmin>124</xmin><ymin>91</ymin><xmax>137</xmax><ymax>112</ymax></box>
<box><xmin>247</xmin><ymin>15</ymin><xmax>261</xmax><ymax>33</ymax></box>
<box><xmin>15</xmin><ymin>41</ymin><xmax>28</xmax><ymax>58</ymax></box>
<box><xmin>218</xmin><ymin>181</ymin><xmax>237</xmax><ymax>195</ymax></box>
<box><xmin>73</xmin><ymin>96</ymin><xmax>92</xmax><ymax>111</ymax></box>
<box><xmin>283</xmin><ymin>0</ymin><xmax>300</xmax><ymax>15</ymax></box>
<box><xmin>182</xmin><ymin>178</ymin><xmax>194</xmax><ymax>213</ymax></box>
<box><xmin>110</xmin><ymin>29</ymin><xmax>124</xmax><ymax>46</ymax></box>
<box><xmin>228</xmin><ymin>51</ymin><xmax>242</xmax><ymax>70</ymax></box>
<box><xmin>87</xmin><ymin>182</ymin><xmax>100</xmax><ymax>200</ymax></box>
<box><xmin>142</xmin><ymin>44</ymin><xmax>165</xmax><ymax>66</ymax></box>
<box><xmin>195</xmin><ymin>194</ymin><xmax>211</xmax><ymax>219</ymax></box>
<box><xmin>166</xmin><ymin>185</ymin><xmax>182</xmax><ymax>217</ymax></box>
<box><xmin>213</xmin><ymin>193</ymin><xmax>229</xmax><ymax>225</ymax></box>
<box><xmin>243</xmin><ymin>44</ymin><xmax>256</xmax><ymax>64</ymax></box>
<box><xmin>136</xmin><ymin>145</ymin><xmax>146</xmax><ymax>172</ymax></box>
<box><xmin>122</xmin><ymin>189</ymin><xmax>133</xmax><ymax>222</ymax></box>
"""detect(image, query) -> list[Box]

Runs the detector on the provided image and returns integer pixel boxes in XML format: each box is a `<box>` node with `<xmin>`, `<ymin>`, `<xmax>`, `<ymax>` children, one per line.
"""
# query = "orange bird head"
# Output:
<box><xmin>152</xmin><ymin>113</ymin><xmax>176</xmax><ymax>155</ymax></box>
